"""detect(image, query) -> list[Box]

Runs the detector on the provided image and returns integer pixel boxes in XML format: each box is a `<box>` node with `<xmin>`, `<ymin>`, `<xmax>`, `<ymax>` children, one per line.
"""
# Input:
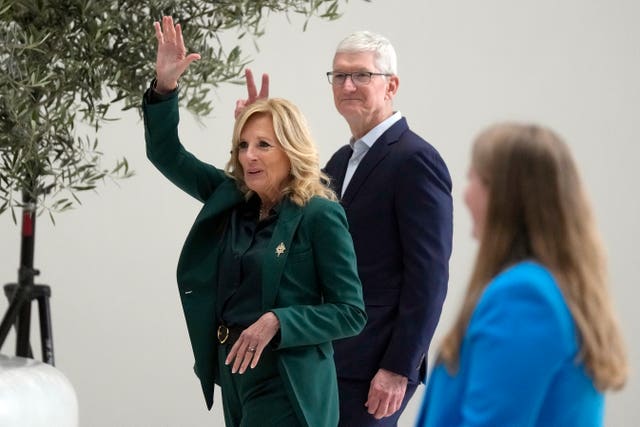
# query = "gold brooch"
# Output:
<box><xmin>275</xmin><ymin>242</ymin><xmax>286</xmax><ymax>257</ymax></box>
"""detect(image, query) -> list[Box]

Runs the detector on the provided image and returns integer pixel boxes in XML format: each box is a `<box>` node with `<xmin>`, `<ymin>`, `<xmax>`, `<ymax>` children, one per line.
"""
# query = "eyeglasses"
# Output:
<box><xmin>326</xmin><ymin>71</ymin><xmax>391</xmax><ymax>86</ymax></box>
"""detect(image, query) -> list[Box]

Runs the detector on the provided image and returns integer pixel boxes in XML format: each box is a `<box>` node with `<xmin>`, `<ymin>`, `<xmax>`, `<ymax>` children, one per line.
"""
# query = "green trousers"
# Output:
<box><xmin>217</xmin><ymin>344</ymin><xmax>303</xmax><ymax>427</ymax></box>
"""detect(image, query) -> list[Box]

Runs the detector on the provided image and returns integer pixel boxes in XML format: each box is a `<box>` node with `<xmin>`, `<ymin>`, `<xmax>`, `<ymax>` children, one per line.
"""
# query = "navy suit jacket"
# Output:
<box><xmin>325</xmin><ymin>117</ymin><xmax>453</xmax><ymax>384</ymax></box>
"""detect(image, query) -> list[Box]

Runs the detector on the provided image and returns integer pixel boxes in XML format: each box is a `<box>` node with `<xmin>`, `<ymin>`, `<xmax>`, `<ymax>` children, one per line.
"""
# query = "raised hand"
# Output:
<box><xmin>153</xmin><ymin>16</ymin><xmax>201</xmax><ymax>94</ymax></box>
<box><xmin>234</xmin><ymin>68</ymin><xmax>270</xmax><ymax>118</ymax></box>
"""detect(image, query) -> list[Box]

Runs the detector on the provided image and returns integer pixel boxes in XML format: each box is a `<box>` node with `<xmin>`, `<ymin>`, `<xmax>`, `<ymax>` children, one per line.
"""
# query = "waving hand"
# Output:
<box><xmin>153</xmin><ymin>16</ymin><xmax>201</xmax><ymax>94</ymax></box>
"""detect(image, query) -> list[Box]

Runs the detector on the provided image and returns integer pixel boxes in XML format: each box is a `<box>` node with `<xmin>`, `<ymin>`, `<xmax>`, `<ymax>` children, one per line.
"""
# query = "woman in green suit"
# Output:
<box><xmin>143</xmin><ymin>16</ymin><xmax>367</xmax><ymax>427</ymax></box>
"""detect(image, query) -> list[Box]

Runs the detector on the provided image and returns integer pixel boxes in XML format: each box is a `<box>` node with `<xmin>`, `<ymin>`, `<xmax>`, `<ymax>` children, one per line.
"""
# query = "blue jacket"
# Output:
<box><xmin>417</xmin><ymin>261</ymin><xmax>603</xmax><ymax>427</ymax></box>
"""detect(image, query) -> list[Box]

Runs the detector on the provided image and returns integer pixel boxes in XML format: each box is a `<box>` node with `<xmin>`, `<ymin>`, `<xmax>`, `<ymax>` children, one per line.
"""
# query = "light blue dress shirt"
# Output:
<box><xmin>417</xmin><ymin>261</ymin><xmax>604</xmax><ymax>427</ymax></box>
<box><xmin>341</xmin><ymin>111</ymin><xmax>402</xmax><ymax>196</ymax></box>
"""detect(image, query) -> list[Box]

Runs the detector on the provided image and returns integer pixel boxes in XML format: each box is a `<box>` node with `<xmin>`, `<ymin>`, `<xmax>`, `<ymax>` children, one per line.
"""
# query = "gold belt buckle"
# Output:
<box><xmin>217</xmin><ymin>325</ymin><xmax>229</xmax><ymax>344</ymax></box>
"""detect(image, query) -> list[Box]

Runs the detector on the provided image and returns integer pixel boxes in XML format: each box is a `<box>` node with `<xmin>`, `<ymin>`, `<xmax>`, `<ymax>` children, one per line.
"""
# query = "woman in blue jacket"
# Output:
<box><xmin>418</xmin><ymin>123</ymin><xmax>627</xmax><ymax>426</ymax></box>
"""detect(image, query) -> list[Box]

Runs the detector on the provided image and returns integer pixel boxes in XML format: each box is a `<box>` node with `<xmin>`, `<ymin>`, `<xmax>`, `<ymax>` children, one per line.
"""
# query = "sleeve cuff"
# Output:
<box><xmin>145</xmin><ymin>78</ymin><xmax>178</xmax><ymax>104</ymax></box>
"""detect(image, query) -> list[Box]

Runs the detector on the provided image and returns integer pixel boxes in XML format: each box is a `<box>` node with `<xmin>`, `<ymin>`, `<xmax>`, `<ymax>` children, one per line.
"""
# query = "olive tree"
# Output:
<box><xmin>0</xmin><ymin>0</ymin><xmax>359</xmax><ymax>220</ymax></box>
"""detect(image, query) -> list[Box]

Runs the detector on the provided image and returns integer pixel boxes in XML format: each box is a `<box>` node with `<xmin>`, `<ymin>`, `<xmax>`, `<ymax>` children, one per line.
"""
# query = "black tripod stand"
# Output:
<box><xmin>0</xmin><ymin>195</ymin><xmax>55</xmax><ymax>365</ymax></box>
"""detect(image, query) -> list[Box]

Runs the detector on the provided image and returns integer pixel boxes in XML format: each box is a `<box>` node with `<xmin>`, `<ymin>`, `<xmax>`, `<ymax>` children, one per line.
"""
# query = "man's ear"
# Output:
<box><xmin>386</xmin><ymin>75</ymin><xmax>400</xmax><ymax>100</ymax></box>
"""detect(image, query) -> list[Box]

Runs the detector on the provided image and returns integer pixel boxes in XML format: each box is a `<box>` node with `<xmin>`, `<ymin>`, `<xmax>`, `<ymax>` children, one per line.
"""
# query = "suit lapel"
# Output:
<box><xmin>178</xmin><ymin>178</ymin><xmax>243</xmax><ymax>298</ymax></box>
<box><xmin>261</xmin><ymin>198</ymin><xmax>303</xmax><ymax>310</ymax></box>
<box><xmin>341</xmin><ymin>118</ymin><xmax>409</xmax><ymax>205</ymax></box>
<box><xmin>328</xmin><ymin>146</ymin><xmax>352</xmax><ymax>194</ymax></box>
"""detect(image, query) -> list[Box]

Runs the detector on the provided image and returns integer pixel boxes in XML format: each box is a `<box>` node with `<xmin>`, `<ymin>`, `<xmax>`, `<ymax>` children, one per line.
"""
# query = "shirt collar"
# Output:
<box><xmin>243</xmin><ymin>194</ymin><xmax>283</xmax><ymax>218</ymax></box>
<box><xmin>350</xmin><ymin>111</ymin><xmax>403</xmax><ymax>150</ymax></box>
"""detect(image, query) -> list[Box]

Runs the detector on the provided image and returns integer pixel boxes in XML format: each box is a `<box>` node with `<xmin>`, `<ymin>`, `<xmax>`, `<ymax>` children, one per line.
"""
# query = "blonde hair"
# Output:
<box><xmin>225</xmin><ymin>98</ymin><xmax>336</xmax><ymax>205</ymax></box>
<box><xmin>439</xmin><ymin>122</ymin><xmax>627</xmax><ymax>391</ymax></box>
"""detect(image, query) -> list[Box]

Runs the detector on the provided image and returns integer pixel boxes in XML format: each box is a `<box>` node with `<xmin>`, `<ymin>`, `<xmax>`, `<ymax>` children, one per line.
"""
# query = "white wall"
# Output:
<box><xmin>1</xmin><ymin>1</ymin><xmax>638</xmax><ymax>425</ymax></box>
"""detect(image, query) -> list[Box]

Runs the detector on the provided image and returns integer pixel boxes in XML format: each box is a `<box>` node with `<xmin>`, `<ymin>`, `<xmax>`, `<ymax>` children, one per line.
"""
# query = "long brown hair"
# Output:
<box><xmin>439</xmin><ymin>122</ymin><xmax>627</xmax><ymax>391</ymax></box>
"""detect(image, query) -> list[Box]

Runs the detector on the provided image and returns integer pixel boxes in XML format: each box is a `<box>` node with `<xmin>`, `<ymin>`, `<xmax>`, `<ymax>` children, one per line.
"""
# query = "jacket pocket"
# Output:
<box><xmin>287</xmin><ymin>247</ymin><xmax>312</xmax><ymax>263</ymax></box>
<box><xmin>317</xmin><ymin>342</ymin><xmax>334</xmax><ymax>359</ymax></box>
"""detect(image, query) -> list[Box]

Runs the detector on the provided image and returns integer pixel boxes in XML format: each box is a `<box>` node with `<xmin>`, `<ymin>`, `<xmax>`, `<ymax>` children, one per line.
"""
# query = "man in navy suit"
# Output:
<box><xmin>323</xmin><ymin>31</ymin><xmax>453</xmax><ymax>426</ymax></box>
<box><xmin>235</xmin><ymin>30</ymin><xmax>452</xmax><ymax>426</ymax></box>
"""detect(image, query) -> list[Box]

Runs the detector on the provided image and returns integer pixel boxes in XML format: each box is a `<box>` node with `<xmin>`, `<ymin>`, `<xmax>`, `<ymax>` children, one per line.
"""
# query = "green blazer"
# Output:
<box><xmin>143</xmin><ymin>91</ymin><xmax>366</xmax><ymax>427</ymax></box>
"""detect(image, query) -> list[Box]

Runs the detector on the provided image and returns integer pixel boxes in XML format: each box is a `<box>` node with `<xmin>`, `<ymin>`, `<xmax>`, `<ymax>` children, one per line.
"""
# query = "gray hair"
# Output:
<box><xmin>335</xmin><ymin>31</ymin><xmax>398</xmax><ymax>75</ymax></box>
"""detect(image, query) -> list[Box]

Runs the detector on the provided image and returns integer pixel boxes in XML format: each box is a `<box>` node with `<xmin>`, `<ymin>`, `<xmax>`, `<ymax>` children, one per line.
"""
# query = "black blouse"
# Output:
<box><xmin>217</xmin><ymin>196</ymin><xmax>279</xmax><ymax>327</ymax></box>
